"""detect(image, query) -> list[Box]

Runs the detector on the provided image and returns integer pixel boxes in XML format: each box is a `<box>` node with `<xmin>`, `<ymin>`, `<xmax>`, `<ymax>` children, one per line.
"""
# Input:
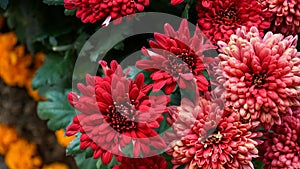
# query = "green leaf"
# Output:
<box><xmin>37</xmin><ymin>90</ymin><xmax>76</xmax><ymax>131</ymax></box>
<box><xmin>0</xmin><ymin>0</ymin><xmax>9</xmax><ymax>10</ymax></box>
<box><xmin>31</xmin><ymin>54</ymin><xmax>74</xmax><ymax>90</ymax></box>
<box><xmin>162</xmin><ymin>153</ymin><xmax>174</xmax><ymax>169</ymax></box>
<box><xmin>169</xmin><ymin>88</ymin><xmax>181</xmax><ymax>106</ymax></box>
<box><xmin>126</xmin><ymin>65</ymin><xmax>143</xmax><ymax>80</ymax></box>
<box><xmin>113</xmin><ymin>42</ymin><xmax>125</xmax><ymax>51</ymax></box>
<box><xmin>86</xmin><ymin>21</ymin><xmax>133</xmax><ymax>62</ymax></box>
<box><xmin>149</xmin><ymin>0</ymin><xmax>182</xmax><ymax>16</ymax></box>
<box><xmin>64</xmin><ymin>9</ymin><xmax>76</xmax><ymax>16</ymax></box>
<box><xmin>96</xmin><ymin>156</ymin><xmax>119</xmax><ymax>169</ymax></box>
<box><xmin>49</xmin><ymin>36</ymin><xmax>58</xmax><ymax>46</ymax></box>
<box><xmin>6</xmin><ymin>0</ymin><xmax>43</xmax><ymax>53</ymax></box>
<box><xmin>74</xmin><ymin>32</ymin><xmax>91</xmax><ymax>53</ymax></box>
<box><xmin>121</xmin><ymin>142</ymin><xmax>134</xmax><ymax>158</ymax></box>
<box><xmin>75</xmin><ymin>153</ymin><xmax>98</xmax><ymax>169</ymax></box>
<box><xmin>66</xmin><ymin>136</ymin><xmax>84</xmax><ymax>156</ymax></box>
<box><xmin>181</xmin><ymin>2</ymin><xmax>190</xmax><ymax>19</ymax></box>
<box><xmin>252</xmin><ymin>159</ymin><xmax>264</xmax><ymax>169</ymax></box>
<box><xmin>6</xmin><ymin>0</ymin><xmax>83</xmax><ymax>53</ymax></box>
<box><xmin>43</xmin><ymin>0</ymin><xmax>64</xmax><ymax>5</ymax></box>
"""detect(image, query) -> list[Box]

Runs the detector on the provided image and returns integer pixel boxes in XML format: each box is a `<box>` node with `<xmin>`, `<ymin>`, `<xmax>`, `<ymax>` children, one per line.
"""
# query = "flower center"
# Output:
<box><xmin>252</xmin><ymin>74</ymin><xmax>266</xmax><ymax>87</ymax></box>
<box><xmin>107</xmin><ymin>102</ymin><xmax>137</xmax><ymax>133</ymax></box>
<box><xmin>199</xmin><ymin>129</ymin><xmax>223</xmax><ymax>148</ymax></box>
<box><xmin>176</xmin><ymin>49</ymin><xmax>197</xmax><ymax>70</ymax></box>
<box><xmin>164</xmin><ymin>47</ymin><xmax>198</xmax><ymax>76</ymax></box>
<box><xmin>217</xmin><ymin>6</ymin><xmax>238</xmax><ymax>25</ymax></box>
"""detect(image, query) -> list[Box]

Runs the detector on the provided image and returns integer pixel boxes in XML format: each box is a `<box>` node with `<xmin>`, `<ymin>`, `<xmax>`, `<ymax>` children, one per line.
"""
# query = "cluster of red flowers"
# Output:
<box><xmin>64</xmin><ymin>0</ymin><xmax>150</xmax><ymax>23</ymax></box>
<box><xmin>63</xmin><ymin>0</ymin><xmax>184</xmax><ymax>24</ymax></box>
<box><xmin>65</xmin><ymin>1</ymin><xmax>300</xmax><ymax>168</ymax></box>
<box><xmin>66</xmin><ymin>19</ymin><xmax>300</xmax><ymax>168</ymax></box>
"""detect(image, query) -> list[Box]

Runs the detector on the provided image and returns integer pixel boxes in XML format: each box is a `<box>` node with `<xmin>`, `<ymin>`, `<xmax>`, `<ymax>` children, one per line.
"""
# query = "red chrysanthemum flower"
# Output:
<box><xmin>170</xmin><ymin>0</ymin><xmax>184</xmax><ymax>5</ymax></box>
<box><xmin>167</xmin><ymin>98</ymin><xmax>262</xmax><ymax>169</ymax></box>
<box><xmin>136</xmin><ymin>19</ymin><xmax>215</xmax><ymax>94</ymax></box>
<box><xmin>64</xmin><ymin>0</ymin><xmax>149</xmax><ymax>23</ymax></box>
<box><xmin>218</xmin><ymin>26</ymin><xmax>300</xmax><ymax>129</ymax></box>
<box><xmin>260</xmin><ymin>107</ymin><xmax>300</xmax><ymax>168</ymax></box>
<box><xmin>66</xmin><ymin>60</ymin><xmax>169</xmax><ymax>164</ymax></box>
<box><xmin>263</xmin><ymin>0</ymin><xmax>300</xmax><ymax>35</ymax></box>
<box><xmin>112</xmin><ymin>155</ymin><xmax>168</xmax><ymax>169</ymax></box>
<box><xmin>196</xmin><ymin>0</ymin><xmax>271</xmax><ymax>43</ymax></box>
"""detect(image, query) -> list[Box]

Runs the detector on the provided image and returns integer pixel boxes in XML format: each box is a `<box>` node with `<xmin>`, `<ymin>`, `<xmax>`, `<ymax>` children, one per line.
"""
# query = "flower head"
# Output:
<box><xmin>218</xmin><ymin>26</ymin><xmax>300</xmax><ymax>129</ymax></box>
<box><xmin>0</xmin><ymin>124</ymin><xmax>19</xmax><ymax>155</ymax></box>
<box><xmin>167</xmin><ymin>98</ymin><xmax>262</xmax><ymax>169</ymax></box>
<box><xmin>5</xmin><ymin>139</ymin><xmax>42</xmax><ymax>169</ymax></box>
<box><xmin>66</xmin><ymin>60</ymin><xmax>169</xmax><ymax>164</ymax></box>
<box><xmin>112</xmin><ymin>155</ymin><xmax>168</xmax><ymax>169</ymax></box>
<box><xmin>64</xmin><ymin>0</ymin><xmax>149</xmax><ymax>23</ymax></box>
<box><xmin>264</xmin><ymin>0</ymin><xmax>300</xmax><ymax>35</ymax></box>
<box><xmin>196</xmin><ymin>0</ymin><xmax>271</xmax><ymax>43</ymax></box>
<box><xmin>0</xmin><ymin>32</ymin><xmax>44</xmax><ymax>100</ymax></box>
<box><xmin>0</xmin><ymin>32</ymin><xmax>32</xmax><ymax>87</ymax></box>
<box><xmin>136</xmin><ymin>19</ymin><xmax>215</xmax><ymax>94</ymax></box>
<box><xmin>260</xmin><ymin>107</ymin><xmax>300</xmax><ymax>168</ymax></box>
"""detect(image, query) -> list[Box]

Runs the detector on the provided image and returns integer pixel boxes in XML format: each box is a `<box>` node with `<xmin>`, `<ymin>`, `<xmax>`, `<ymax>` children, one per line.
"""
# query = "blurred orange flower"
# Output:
<box><xmin>0</xmin><ymin>32</ymin><xmax>45</xmax><ymax>101</ymax></box>
<box><xmin>0</xmin><ymin>124</ymin><xmax>19</xmax><ymax>155</ymax></box>
<box><xmin>42</xmin><ymin>162</ymin><xmax>69</xmax><ymax>169</ymax></box>
<box><xmin>0</xmin><ymin>32</ymin><xmax>32</xmax><ymax>87</ymax></box>
<box><xmin>55</xmin><ymin>129</ymin><xmax>75</xmax><ymax>148</ymax></box>
<box><xmin>5</xmin><ymin>139</ymin><xmax>42</xmax><ymax>169</ymax></box>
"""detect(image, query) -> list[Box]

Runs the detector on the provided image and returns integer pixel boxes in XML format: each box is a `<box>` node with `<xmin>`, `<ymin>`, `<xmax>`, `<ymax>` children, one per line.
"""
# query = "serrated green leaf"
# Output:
<box><xmin>66</xmin><ymin>136</ymin><xmax>84</xmax><ymax>156</ymax></box>
<box><xmin>43</xmin><ymin>0</ymin><xmax>64</xmax><ymax>5</ymax></box>
<box><xmin>37</xmin><ymin>90</ymin><xmax>76</xmax><ymax>131</ymax></box>
<box><xmin>32</xmin><ymin>54</ymin><xmax>74</xmax><ymax>90</ymax></box>
<box><xmin>0</xmin><ymin>0</ymin><xmax>9</xmax><ymax>10</ymax></box>
<box><xmin>75</xmin><ymin>153</ymin><xmax>98</xmax><ymax>169</ymax></box>
<box><xmin>6</xmin><ymin>0</ymin><xmax>83</xmax><ymax>53</ymax></box>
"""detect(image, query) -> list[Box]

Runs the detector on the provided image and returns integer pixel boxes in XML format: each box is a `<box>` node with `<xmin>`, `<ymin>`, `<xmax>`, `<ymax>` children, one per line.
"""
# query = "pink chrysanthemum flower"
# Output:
<box><xmin>218</xmin><ymin>26</ymin><xmax>300</xmax><ymax>129</ymax></box>
<box><xmin>196</xmin><ymin>0</ymin><xmax>271</xmax><ymax>43</ymax></box>
<box><xmin>136</xmin><ymin>19</ymin><xmax>215</xmax><ymax>94</ymax></box>
<box><xmin>260</xmin><ymin>107</ymin><xmax>300</xmax><ymax>168</ymax></box>
<box><xmin>263</xmin><ymin>0</ymin><xmax>300</xmax><ymax>35</ymax></box>
<box><xmin>112</xmin><ymin>155</ymin><xmax>168</xmax><ymax>169</ymax></box>
<box><xmin>167</xmin><ymin>98</ymin><xmax>262</xmax><ymax>169</ymax></box>
<box><xmin>204</xmin><ymin>57</ymin><xmax>227</xmax><ymax>99</ymax></box>
<box><xmin>64</xmin><ymin>0</ymin><xmax>149</xmax><ymax>23</ymax></box>
<box><xmin>66</xmin><ymin>60</ymin><xmax>169</xmax><ymax>164</ymax></box>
